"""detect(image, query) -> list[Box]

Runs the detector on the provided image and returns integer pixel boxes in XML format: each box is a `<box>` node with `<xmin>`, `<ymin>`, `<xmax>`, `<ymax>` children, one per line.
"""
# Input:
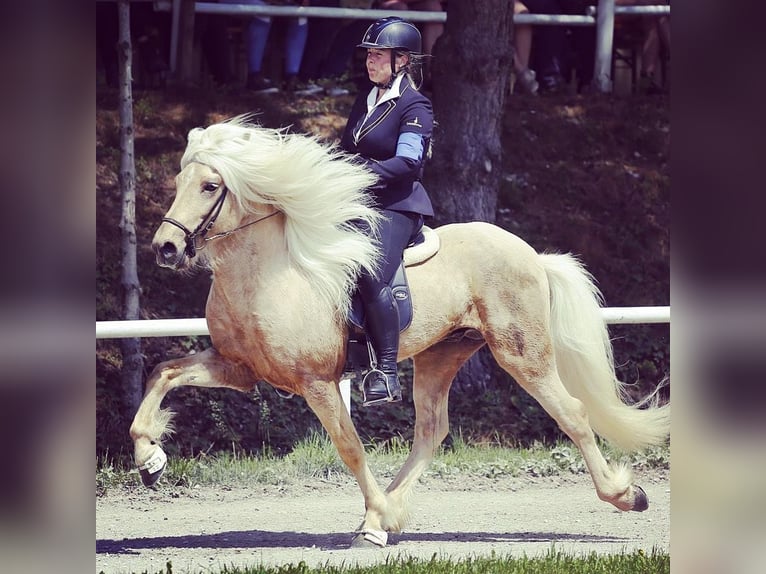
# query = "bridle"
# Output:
<box><xmin>161</xmin><ymin>185</ymin><xmax>281</xmax><ymax>258</ymax></box>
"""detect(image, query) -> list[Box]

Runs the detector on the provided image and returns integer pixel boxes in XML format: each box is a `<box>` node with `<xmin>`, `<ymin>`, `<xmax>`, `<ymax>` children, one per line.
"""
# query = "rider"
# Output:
<box><xmin>340</xmin><ymin>16</ymin><xmax>435</xmax><ymax>407</ymax></box>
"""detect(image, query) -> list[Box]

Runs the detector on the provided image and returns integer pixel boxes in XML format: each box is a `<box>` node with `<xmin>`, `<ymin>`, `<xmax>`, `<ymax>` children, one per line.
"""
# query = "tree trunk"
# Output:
<box><xmin>426</xmin><ymin>2</ymin><xmax>514</xmax><ymax>392</ymax></box>
<box><xmin>427</xmin><ymin>1</ymin><xmax>513</xmax><ymax>226</ymax></box>
<box><xmin>118</xmin><ymin>0</ymin><xmax>143</xmax><ymax>416</ymax></box>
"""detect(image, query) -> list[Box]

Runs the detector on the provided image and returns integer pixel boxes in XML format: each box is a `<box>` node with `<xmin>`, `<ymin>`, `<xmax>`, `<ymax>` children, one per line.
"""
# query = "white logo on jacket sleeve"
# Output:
<box><xmin>406</xmin><ymin>117</ymin><xmax>423</xmax><ymax>128</ymax></box>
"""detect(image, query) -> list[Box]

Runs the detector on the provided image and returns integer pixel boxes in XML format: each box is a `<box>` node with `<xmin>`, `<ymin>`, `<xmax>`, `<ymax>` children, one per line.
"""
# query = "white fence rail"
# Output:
<box><xmin>95</xmin><ymin>306</ymin><xmax>669</xmax><ymax>339</ymax></box>
<box><xmin>96</xmin><ymin>308</ymin><xmax>669</xmax><ymax>414</ymax></box>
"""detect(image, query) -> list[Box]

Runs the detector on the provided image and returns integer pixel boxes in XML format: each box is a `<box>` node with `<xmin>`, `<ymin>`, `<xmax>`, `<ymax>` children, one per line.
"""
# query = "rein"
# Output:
<box><xmin>162</xmin><ymin>185</ymin><xmax>281</xmax><ymax>258</ymax></box>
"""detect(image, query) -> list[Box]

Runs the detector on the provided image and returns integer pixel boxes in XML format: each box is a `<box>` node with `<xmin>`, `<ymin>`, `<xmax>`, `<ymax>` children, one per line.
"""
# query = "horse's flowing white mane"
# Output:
<box><xmin>181</xmin><ymin>115</ymin><xmax>383</xmax><ymax>316</ymax></box>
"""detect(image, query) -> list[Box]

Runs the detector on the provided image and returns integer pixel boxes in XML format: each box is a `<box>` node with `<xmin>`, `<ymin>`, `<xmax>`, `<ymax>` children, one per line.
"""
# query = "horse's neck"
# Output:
<box><xmin>201</xmin><ymin>219</ymin><xmax>347</xmax><ymax>377</ymax></box>
<box><xmin>206</xmin><ymin>254</ymin><xmax>341</xmax><ymax>370</ymax></box>
<box><xmin>206</xmin><ymin>233</ymin><xmax>331</xmax><ymax>323</ymax></box>
<box><xmin>209</xmin><ymin>233</ymin><xmax>287</xmax><ymax>295</ymax></box>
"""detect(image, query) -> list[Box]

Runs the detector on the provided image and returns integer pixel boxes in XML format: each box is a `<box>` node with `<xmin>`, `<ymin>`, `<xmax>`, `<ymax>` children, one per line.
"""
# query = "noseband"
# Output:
<box><xmin>162</xmin><ymin>185</ymin><xmax>280</xmax><ymax>258</ymax></box>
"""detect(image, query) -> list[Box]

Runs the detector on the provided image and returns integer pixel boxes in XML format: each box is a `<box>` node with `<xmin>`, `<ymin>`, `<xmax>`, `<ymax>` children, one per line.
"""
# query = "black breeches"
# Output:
<box><xmin>357</xmin><ymin>210</ymin><xmax>421</xmax><ymax>303</ymax></box>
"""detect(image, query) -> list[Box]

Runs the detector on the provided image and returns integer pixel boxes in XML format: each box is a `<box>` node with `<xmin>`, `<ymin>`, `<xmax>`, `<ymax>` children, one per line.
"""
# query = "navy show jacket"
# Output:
<box><xmin>340</xmin><ymin>76</ymin><xmax>434</xmax><ymax>217</ymax></box>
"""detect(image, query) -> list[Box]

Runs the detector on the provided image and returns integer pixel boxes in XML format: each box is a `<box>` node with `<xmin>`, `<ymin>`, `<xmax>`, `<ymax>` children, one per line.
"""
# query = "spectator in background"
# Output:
<box><xmin>299</xmin><ymin>1</ymin><xmax>376</xmax><ymax>94</ymax></box>
<box><xmin>615</xmin><ymin>0</ymin><xmax>670</xmax><ymax>94</ymax></box>
<box><xmin>512</xmin><ymin>1</ymin><xmax>539</xmax><ymax>95</ymax></box>
<box><xmin>199</xmin><ymin>5</ymin><xmax>238</xmax><ymax>87</ymax></box>
<box><xmin>299</xmin><ymin>0</ymin><xmax>342</xmax><ymax>86</ymax></box>
<box><xmin>220</xmin><ymin>0</ymin><xmax>311</xmax><ymax>93</ymax></box>
<box><xmin>560</xmin><ymin>0</ymin><xmax>670</xmax><ymax>94</ymax></box>
<box><xmin>558</xmin><ymin>0</ymin><xmax>595</xmax><ymax>92</ymax></box>
<box><xmin>522</xmin><ymin>0</ymin><xmax>567</xmax><ymax>94</ymax></box>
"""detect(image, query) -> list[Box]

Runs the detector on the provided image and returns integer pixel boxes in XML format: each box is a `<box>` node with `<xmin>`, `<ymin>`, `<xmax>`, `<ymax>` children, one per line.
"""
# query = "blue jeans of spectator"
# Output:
<box><xmin>220</xmin><ymin>0</ymin><xmax>308</xmax><ymax>76</ymax></box>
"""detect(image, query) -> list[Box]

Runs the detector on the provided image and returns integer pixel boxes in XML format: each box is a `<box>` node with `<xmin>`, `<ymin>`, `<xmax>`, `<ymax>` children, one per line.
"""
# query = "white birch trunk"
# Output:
<box><xmin>118</xmin><ymin>0</ymin><xmax>143</xmax><ymax>416</ymax></box>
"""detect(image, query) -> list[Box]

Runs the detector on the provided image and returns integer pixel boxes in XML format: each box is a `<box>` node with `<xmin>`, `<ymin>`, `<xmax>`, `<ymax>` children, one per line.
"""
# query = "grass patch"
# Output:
<box><xmin>130</xmin><ymin>548</ymin><xmax>668</xmax><ymax>574</ymax></box>
<box><xmin>97</xmin><ymin>432</ymin><xmax>668</xmax><ymax>494</ymax></box>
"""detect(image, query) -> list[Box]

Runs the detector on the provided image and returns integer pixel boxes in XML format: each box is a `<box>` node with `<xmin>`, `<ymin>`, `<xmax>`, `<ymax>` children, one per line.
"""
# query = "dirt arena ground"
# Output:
<box><xmin>97</xmin><ymin>469</ymin><xmax>669</xmax><ymax>573</ymax></box>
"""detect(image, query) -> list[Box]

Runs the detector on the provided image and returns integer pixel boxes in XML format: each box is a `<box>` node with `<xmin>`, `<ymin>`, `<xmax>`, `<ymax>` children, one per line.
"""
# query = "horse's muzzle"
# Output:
<box><xmin>153</xmin><ymin>240</ymin><xmax>185</xmax><ymax>269</ymax></box>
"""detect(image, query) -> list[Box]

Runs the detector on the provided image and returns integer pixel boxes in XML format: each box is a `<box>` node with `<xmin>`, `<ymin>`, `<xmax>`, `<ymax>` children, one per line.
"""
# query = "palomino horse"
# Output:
<box><xmin>130</xmin><ymin>117</ymin><xmax>670</xmax><ymax>548</ymax></box>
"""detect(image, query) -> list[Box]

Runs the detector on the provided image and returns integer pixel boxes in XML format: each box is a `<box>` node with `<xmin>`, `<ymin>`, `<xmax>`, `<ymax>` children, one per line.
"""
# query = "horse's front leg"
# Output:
<box><xmin>129</xmin><ymin>347</ymin><xmax>253</xmax><ymax>487</ymax></box>
<box><xmin>300</xmin><ymin>380</ymin><xmax>390</xmax><ymax>548</ymax></box>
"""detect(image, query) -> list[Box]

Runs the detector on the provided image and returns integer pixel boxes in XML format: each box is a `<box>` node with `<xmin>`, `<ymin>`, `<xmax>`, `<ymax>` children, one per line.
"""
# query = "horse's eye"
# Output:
<box><xmin>202</xmin><ymin>182</ymin><xmax>219</xmax><ymax>193</ymax></box>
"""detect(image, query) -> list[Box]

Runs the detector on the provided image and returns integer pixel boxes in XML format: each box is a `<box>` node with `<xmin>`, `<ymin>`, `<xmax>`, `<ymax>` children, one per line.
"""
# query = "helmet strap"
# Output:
<box><xmin>376</xmin><ymin>52</ymin><xmax>408</xmax><ymax>89</ymax></box>
<box><xmin>376</xmin><ymin>70</ymin><xmax>405</xmax><ymax>90</ymax></box>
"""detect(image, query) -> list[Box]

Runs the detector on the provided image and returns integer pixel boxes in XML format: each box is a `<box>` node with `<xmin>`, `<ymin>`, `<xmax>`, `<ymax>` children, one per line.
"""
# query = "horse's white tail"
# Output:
<box><xmin>541</xmin><ymin>253</ymin><xmax>670</xmax><ymax>452</ymax></box>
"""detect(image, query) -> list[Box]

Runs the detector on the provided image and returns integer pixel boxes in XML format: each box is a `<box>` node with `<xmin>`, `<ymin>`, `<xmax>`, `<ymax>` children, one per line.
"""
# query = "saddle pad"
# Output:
<box><xmin>404</xmin><ymin>225</ymin><xmax>439</xmax><ymax>266</ymax></box>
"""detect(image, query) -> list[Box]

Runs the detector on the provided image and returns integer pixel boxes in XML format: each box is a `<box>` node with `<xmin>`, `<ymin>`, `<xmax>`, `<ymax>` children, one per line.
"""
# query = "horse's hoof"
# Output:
<box><xmin>351</xmin><ymin>529</ymin><xmax>388</xmax><ymax>548</ymax></box>
<box><xmin>139</xmin><ymin>466</ymin><xmax>165</xmax><ymax>487</ymax></box>
<box><xmin>350</xmin><ymin>534</ymin><xmax>379</xmax><ymax>549</ymax></box>
<box><xmin>632</xmin><ymin>484</ymin><xmax>649</xmax><ymax>512</ymax></box>
<box><xmin>137</xmin><ymin>446</ymin><xmax>167</xmax><ymax>487</ymax></box>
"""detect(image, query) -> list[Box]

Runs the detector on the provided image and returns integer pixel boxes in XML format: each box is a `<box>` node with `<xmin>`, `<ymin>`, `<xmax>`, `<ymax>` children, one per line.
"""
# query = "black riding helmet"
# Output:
<box><xmin>358</xmin><ymin>16</ymin><xmax>422</xmax><ymax>53</ymax></box>
<box><xmin>358</xmin><ymin>17</ymin><xmax>422</xmax><ymax>88</ymax></box>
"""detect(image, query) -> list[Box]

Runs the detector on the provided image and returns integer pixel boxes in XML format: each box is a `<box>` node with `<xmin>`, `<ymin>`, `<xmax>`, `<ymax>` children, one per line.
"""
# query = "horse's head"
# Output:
<box><xmin>152</xmin><ymin>162</ymin><xmax>228</xmax><ymax>269</ymax></box>
<box><xmin>152</xmin><ymin>116</ymin><xmax>384</xmax><ymax>314</ymax></box>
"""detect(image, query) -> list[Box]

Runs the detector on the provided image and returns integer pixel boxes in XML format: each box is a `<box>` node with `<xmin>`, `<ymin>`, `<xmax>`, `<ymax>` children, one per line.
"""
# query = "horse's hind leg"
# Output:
<box><xmin>129</xmin><ymin>347</ymin><xmax>253</xmax><ymax>486</ymax></box>
<box><xmin>383</xmin><ymin>340</ymin><xmax>484</xmax><ymax>530</ymax></box>
<box><xmin>492</xmin><ymin>345</ymin><xmax>646</xmax><ymax>512</ymax></box>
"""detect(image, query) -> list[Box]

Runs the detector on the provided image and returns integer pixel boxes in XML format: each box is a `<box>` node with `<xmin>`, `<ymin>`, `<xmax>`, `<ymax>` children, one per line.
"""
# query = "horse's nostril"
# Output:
<box><xmin>161</xmin><ymin>242</ymin><xmax>176</xmax><ymax>258</ymax></box>
<box><xmin>157</xmin><ymin>242</ymin><xmax>178</xmax><ymax>264</ymax></box>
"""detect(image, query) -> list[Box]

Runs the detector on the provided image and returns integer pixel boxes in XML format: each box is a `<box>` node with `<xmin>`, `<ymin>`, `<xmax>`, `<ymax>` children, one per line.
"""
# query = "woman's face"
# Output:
<box><xmin>366</xmin><ymin>48</ymin><xmax>408</xmax><ymax>86</ymax></box>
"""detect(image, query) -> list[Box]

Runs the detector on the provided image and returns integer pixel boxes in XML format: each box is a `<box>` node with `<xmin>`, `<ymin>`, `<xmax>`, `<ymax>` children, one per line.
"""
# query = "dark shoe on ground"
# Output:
<box><xmin>539</xmin><ymin>73</ymin><xmax>566</xmax><ymax>94</ymax></box>
<box><xmin>317</xmin><ymin>74</ymin><xmax>353</xmax><ymax>97</ymax></box>
<box><xmin>299</xmin><ymin>82</ymin><xmax>324</xmax><ymax>96</ymax></box>
<box><xmin>514</xmin><ymin>68</ymin><xmax>539</xmax><ymax>95</ymax></box>
<box><xmin>246</xmin><ymin>73</ymin><xmax>279</xmax><ymax>94</ymax></box>
<box><xmin>361</xmin><ymin>369</ymin><xmax>402</xmax><ymax>407</ymax></box>
<box><xmin>283</xmin><ymin>75</ymin><xmax>324</xmax><ymax>96</ymax></box>
<box><xmin>325</xmin><ymin>85</ymin><xmax>350</xmax><ymax>97</ymax></box>
<box><xmin>285</xmin><ymin>76</ymin><xmax>324</xmax><ymax>96</ymax></box>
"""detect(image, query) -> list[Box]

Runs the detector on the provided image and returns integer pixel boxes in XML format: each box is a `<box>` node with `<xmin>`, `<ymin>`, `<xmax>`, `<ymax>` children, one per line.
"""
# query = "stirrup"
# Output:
<box><xmin>361</xmin><ymin>339</ymin><xmax>401</xmax><ymax>406</ymax></box>
<box><xmin>361</xmin><ymin>368</ymin><xmax>401</xmax><ymax>407</ymax></box>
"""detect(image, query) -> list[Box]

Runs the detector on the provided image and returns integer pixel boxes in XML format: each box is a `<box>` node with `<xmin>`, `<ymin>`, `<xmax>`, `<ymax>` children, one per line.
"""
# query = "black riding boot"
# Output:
<box><xmin>361</xmin><ymin>286</ymin><xmax>402</xmax><ymax>406</ymax></box>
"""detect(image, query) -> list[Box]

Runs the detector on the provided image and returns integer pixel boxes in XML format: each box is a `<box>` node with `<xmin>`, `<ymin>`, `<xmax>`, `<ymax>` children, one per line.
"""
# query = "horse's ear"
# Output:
<box><xmin>187</xmin><ymin>127</ymin><xmax>204</xmax><ymax>144</ymax></box>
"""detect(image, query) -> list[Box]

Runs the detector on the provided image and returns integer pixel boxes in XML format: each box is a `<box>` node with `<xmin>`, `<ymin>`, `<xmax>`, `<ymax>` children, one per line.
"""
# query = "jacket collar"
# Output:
<box><xmin>366</xmin><ymin>73</ymin><xmax>408</xmax><ymax>112</ymax></box>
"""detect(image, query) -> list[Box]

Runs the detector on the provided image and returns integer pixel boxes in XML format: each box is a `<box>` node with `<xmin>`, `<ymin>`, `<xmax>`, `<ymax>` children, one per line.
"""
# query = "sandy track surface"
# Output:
<box><xmin>97</xmin><ymin>470</ymin><xmax>669</xmax><ymax>573</ymax></box>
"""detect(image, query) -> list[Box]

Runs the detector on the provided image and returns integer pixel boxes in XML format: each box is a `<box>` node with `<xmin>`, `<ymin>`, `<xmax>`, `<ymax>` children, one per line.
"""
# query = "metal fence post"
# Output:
<box><xmin>593</xmin><ymin>0</ymin><xmax>615</xmax><ymax>92</ymax></box>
